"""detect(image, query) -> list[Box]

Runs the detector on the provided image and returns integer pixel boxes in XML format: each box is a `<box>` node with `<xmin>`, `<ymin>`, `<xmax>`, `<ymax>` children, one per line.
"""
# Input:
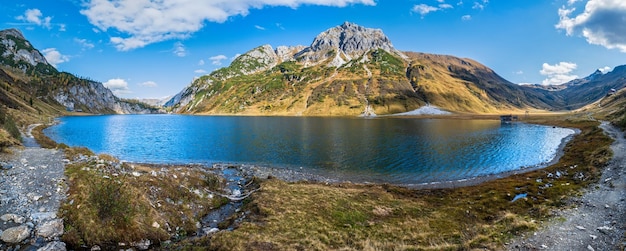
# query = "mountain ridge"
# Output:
<box><xmin>0</xmin><ymin>28</ymin><xmax>161</xmax><ymax>127</ymax></box>
<box><xmin>168</xmin><ymin>22</ymin><xmax>600</xmax><ymax>115</ymax></box>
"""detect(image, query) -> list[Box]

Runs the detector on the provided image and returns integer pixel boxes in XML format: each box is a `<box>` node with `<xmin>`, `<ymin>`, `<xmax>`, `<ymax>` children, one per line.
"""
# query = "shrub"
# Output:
<box><xmin>89</xmin><ymin>177</ymin><xmax>135</xmax><ymax>226</ymax></box>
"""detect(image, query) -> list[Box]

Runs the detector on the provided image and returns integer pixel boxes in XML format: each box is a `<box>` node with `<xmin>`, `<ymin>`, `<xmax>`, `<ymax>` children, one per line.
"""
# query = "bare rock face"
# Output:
<box><xmin>215</xmin><ymin>44</ymin><xmax>279</xmax><ymax>79</ymax></box>
<box><xmin>0</xmin><ymin>28</ymin><xmax>53</xmax><ymax>73</ymax></box>
<box><xmin>275</xmin><ymin>45</ymin><xmax>306</xmax><ymax>62</ymax></box>
<box><xmin>296</xmin><ymin>22</ymin><xmax>406</xmax><ymax>67</ymax></box>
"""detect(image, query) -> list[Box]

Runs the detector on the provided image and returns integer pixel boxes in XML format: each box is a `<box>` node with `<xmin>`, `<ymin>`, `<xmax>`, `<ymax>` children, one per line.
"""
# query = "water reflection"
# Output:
<box><xmin>45</xmin><ymin>115</ymin><xmax>574</xmax><ymax>184</ymax></box>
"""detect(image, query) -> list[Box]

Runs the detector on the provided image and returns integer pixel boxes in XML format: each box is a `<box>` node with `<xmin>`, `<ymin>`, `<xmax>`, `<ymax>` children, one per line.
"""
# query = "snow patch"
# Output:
<box><xmin>393</xmin><ymin>105</ymin><xmax>452</xmax><ymax>116</ymax></box>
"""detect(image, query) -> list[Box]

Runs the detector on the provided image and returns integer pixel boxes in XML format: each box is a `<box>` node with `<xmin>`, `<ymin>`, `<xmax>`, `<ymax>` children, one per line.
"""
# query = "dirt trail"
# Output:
<box><xmin>0</xmin><ymin>125</ymin><xmax>67</xmax><ymax>250</ymax></box>
<box><xmin>507</xmin><ymin>121</ymin><xmax>625</xmax><ymax>250</ymax></box>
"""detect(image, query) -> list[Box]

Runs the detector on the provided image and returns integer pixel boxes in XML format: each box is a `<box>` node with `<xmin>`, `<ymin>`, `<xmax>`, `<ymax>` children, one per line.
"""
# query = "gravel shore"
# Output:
<box><xmin>507</xmin><ymin>122</ymin><xmax>626</xmax><ymax>250</ymax></box>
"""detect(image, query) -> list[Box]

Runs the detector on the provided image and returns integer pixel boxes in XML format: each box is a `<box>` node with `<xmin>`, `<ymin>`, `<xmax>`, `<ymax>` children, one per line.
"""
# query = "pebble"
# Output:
<box><xmin>587</xmin><ymin>245</ymin><xmax>595</xmax><ymax>251</ymax></box>
<box><xmin>576</xmin><ymin>226</ymin><xmax>586</xmax><ymax>230</ymax></box>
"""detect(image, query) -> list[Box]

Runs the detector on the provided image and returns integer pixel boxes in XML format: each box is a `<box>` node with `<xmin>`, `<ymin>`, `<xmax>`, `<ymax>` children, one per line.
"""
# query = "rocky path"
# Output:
<box><xmin>0</xmin><ymin>128</ymin><xmax>67</xmax><ymax>250</ymax></box>
<box><xmin>507</xmin><ymin>122</ymin><xmax>626</xmax><ymax>250</ymax></box>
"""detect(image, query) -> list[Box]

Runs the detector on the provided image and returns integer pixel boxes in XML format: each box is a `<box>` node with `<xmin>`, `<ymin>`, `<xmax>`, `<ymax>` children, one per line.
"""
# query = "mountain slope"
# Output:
<box><xmin>0</xmin><ymin>28</ymin><xmax>160</xmax><ymax>116</ymax></box>
<box><xmin>557</xmin><ymin>66</ymin><xmax>626</xmax><ymax>110</ymax></box>
<box><xmin>166</xmin><ymin>22</ymin><xmax>559</xmax><ymax>115</ymax></box>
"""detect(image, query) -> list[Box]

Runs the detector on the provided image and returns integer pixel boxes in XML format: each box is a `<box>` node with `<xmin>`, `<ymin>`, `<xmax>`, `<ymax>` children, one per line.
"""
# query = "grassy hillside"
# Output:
<box><xmin>579</xmin><ymin>87</ymin><xmax>626</xmax><ymax>128</ymax></box>
<box><xmin>174</xmin><ymin>50</ymin><xmax>562</xmax><ymax>116</ymax></box>
<box><xmin>404</xmin><ymin>52</ymin><xmax>559</xmax><ymax>113</ymax></box>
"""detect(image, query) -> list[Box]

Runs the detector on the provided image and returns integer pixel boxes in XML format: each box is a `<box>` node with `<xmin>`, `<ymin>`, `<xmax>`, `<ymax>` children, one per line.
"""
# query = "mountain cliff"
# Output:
<box><xmin>166</xmin><ymin>22</ymin><xmax>562</xmax><ymax>115</ymax></box>
<box><xmin>0</xmin><ymin>28</ymin><xmax>160</xmax><ymax>116</ymax></box>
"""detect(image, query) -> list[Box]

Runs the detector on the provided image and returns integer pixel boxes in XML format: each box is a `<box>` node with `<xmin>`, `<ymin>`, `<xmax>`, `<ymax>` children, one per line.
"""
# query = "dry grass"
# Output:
<box><xmin>60</xmin><ymin>154</ymin><xmax>229</xmax><ymax>249</ymax></box>
<box><xmin>206</xmin><ymin>117</ymin><xmax>613</xmax><ymax>250</ymax></box>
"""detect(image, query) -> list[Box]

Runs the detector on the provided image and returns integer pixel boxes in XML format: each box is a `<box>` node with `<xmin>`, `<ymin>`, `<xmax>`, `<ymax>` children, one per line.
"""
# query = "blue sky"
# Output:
<box><xmin>1</xmin><ymin>0</ymin><xmax>624</xmax><ymax>99</ymax></box>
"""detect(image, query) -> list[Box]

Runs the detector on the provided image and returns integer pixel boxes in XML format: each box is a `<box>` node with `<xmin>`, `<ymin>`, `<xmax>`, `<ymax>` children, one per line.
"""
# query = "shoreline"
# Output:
<box><xmin>120</xmin><ymin>126</ymin><xmax>580</xmax><ymax>190</ymax></box>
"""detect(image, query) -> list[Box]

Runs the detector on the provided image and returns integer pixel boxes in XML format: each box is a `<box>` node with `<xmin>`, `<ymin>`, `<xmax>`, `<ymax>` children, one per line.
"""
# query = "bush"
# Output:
<box><xmin>89</xmin><ymin>177</ymin><xmax>135</xmax><ymax>226</ymax></box>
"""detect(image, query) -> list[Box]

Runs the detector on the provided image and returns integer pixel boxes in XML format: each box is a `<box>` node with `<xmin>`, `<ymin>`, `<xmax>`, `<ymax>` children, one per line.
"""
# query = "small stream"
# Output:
<box><xmin>198</xmin><ymin>166</ymin><xmax>253</xmax><ymax>235</ymax></box>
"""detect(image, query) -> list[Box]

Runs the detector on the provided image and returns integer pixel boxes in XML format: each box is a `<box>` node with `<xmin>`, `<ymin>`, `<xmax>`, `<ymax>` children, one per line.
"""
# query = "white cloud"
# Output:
<box><xmin>276</xmin><ymin>23</ymin><xmax>285</xmax><ymax>30</ymax></box>
<box><xmin>210</xmin><ymin>55</ymin><xmax>228</xmax><ymax>65</ymax></box>
<box><xmin>514</xmin><ymin>70</ymin><xmax>524</xmax><ymax>75</ymax></box>
<box><xmin>198</xmin><ymin>59</ymin><xmax>205</xmax><ymax>66</ymax></box>
<box><xmin>255</xmin><ymin>25</ymin><xmax>266</xmax><ymax>30</ymax></box>
<box><xmin>599</xmin><ymin>66</ymin><xmax>611</xmax><ymax>73</ymax></box>
<box><xmin>461</xmin><ymin>15</ymin><xmax>472</xmax><ymax>21</ymax></box>
<box><xmin>103</xmin><ymin>78</ymin><xmax>132</xmax><ymax>96</ymax></box>
<box><xmin>59</xmin><ymin>24</ymin><xmax>66</xmax><ymax>32</ymax></box>
<box><xmin>412</xmin><ymin>3</ymin><xmax>453</xmax><ymax>17</ymax></box>
<box><xmin>16</xmin><ymin>9</ymin><xmax>53</xmax><ymax>29</ymax></box>
<box><xmin>556</xmin><ymin>0</ymin><xmax>626</xmax><ymax>53</ymax></box>
<box><xmin>79</xmin><ymin>0</ymin><xmax>376</xmax><ymax>51</ymax></box>
<box><xmin>173</xmin><ymin>42</ymin><xmax>186</xmax><ymax>57</ymax></box>
<box><xmin>194</xmin><ymin>69</ymin><xmax>207</xmax><ymax>74</ymax></box>
<box><xmin>140</xmin><ymin>81</ymin><xmax>158</xmax><ymax>87</ymax></box>
<box><xmin>42</xmin><ymin>48</ymin><xmax>69</xmax><ymax>67</ymax></box>
<box><xmin>568</xmin><ymin>0</ymin><xmax>581</xmax><ymax>5</ymax></box>
<box><xmin>472</xmin><ymin>0</ymin><xmax>488</xmax><ymax>10</ymax></box>
<box><xmin>75</xmin><ymin>38</ymin><xmax>95</xmax><ymax>50</ymax></box>
<box><xmin>540</xmin><ymin>62</ymin><xmax>579</xmax><ymax>85</ymax></box>
<box><xmin>412</xmin><ymin>4</ymin><xmax>440</xmax><ymax>16</ymax></box>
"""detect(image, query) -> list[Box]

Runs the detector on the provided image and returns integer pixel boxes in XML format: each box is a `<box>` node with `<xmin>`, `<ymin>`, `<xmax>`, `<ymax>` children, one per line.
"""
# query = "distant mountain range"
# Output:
<box><xmin>0</xmin><ymin>28</ymin><xmax>160</xmax><ymax>116</ymax></box>
<box><xmin>1</xmin><ymin>24</ymin><xmax>625</xmax><ymax>119</ymax></box>
<box><xmin>165</xmin><ymin>22</ymin><xmax>626</xmax><ymax>115</ymax></box>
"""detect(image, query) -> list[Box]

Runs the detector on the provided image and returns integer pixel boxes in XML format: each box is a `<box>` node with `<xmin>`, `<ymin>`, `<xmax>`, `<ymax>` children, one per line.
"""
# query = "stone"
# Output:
<box><xmin>587</xmin><ymin>245</ymin><xmax>595</xmax><ymax>251</ymax></box>
<box><xmin>576</xmin><ymin>225</ymin><xmax>586</xmax><ymax>230</ymax></box>
<box><xmin>1</xmin><ymin>213</ymin><xmax>26</xmax><ymax>224</ymax></box>
<box><xmin>36</xmin><ymin>219</ymin><xmax>64</xmax><ymax>239</ymax></box>
<box><xmin>151</xmin><ymin>221</ymin><xmax>160</xmax><ymax>228</ymax></box>
<box><xmin>37</xmin><ymin>241</ymin><xmax>67</xmax><ymax>251</ymax></box>
<box><xmin>131</xmin><ymin>239</ymin><xmax>151</xmax><ymax>250</ymax></box>
<box><xmin>1</xmin><ymin>162</ymin><xmax>13</xmax><ymax>169</ymax></box>
<box><xmin>0</xmin><ymin>225</ymin><xmax>31</xmax><ymax>243</ymax></box>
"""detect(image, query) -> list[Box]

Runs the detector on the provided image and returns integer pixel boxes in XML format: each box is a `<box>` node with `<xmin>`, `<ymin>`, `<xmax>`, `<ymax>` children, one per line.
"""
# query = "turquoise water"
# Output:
<box><xmin>44</xmin><ymin>115</ymin><xmax>575</xmax><ymax>184</ymax></box>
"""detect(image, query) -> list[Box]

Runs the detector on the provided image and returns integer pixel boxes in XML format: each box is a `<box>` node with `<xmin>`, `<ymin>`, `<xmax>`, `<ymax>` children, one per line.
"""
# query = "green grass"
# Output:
<box><xmin>205</xmin><ymin>117</ymin><xmax>613</xmax><ymax>250</ymax></box>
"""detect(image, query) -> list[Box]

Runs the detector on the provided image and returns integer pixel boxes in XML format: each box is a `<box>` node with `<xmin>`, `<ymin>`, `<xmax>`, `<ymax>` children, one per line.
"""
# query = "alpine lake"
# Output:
<box><xmin>44</xmin><ymin>114</ymin><xmax>576</xmax><ymax>185</ymax></box>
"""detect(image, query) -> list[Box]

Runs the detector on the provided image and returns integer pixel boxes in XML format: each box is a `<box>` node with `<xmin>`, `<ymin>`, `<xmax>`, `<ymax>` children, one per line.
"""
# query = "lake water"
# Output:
<box><xmin>44</xmin><ymin>115</ymin><xmax>575</xmax><ymax>184</ymax></box>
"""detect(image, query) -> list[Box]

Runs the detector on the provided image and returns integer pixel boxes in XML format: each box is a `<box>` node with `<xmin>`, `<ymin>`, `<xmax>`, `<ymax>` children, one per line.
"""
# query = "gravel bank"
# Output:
<box><xmin>0</xmin><ymin>131</ymin><xmax>68</xmax><ymax>250</ymax></box>
<box><xmin>507</xmin><ymin>122</ymin><xmax>626</xmax><ymax>250</ymax></box>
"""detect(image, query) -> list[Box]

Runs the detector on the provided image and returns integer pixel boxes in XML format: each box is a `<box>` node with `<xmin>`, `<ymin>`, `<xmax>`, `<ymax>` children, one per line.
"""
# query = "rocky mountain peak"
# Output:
<box><xmin>0</xmin><ymin>28</ymin><xmax>53</xmax><ymax>73</ymax></box>
<box><xmin>0</xmin><ymin>29</ymin><xmax>26</xmax><ymax>40</ymax></box>
<box><xmin>297</xmin><ymin>22</ymin><xmax>406</xmax><ymax>67</ymax></box>
<box><xmin>211</xmin><ymin>44</ymin><xmax>279</xmax><ymax>80</ymax></box>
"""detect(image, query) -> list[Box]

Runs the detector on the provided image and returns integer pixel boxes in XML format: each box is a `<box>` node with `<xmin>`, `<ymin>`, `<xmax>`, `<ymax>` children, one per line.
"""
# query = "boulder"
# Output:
<box><xmin>36</xmin><ymin>219</ymin><xmax>64</xmax><ymax>239</ymax></box>
<box><xmin>0</xmin><ymin>213</ymin><xmax>26</xmax><ymax>224</ymax></box>
<box><xmin>0</xmin><ymin>225</ymin><xmax>31</xmax><ymax>243</ymax></box>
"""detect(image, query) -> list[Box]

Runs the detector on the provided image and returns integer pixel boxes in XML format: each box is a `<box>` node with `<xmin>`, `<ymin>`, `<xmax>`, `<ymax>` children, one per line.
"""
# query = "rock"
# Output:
<box><xmin>36</xmin><ymin>219</ymin><xmax>64</xmax><ymax>239</ymax></box>
<box><xmin>1</xmin><ymin>213</ymin><xmax>26</xmax><ymax>224</ymax></box>
<box><xmin>587</xmin><ymin>245</ymin><xmax>595</xmax><ymax>251</ymax></box>
<box><xmin>590</xmin><ymin>234</ymin><xmax>597</xmax><ymax>240</ymax></box>
<box><xmin>576</xmin><ymin>225</ymin><xmax>586</xmax><ymax>230</ymax></box>
<box><xmin>132</xmin><ymin>171</ymin><xmax>141</xmax><ymax>177</ymax></box>
<box><xmin>152</xmin><ymin>221</ymin><xmax>160</xmax><ymax>228</ymax></box>
<box><xmin>0</xmin><ymin>225</ymin><xmax>31</xmax><ymax>243</ymax></box>
<box><xmin>131</xmin><ymin>239</ymin><xmax>151</xmax><ymax>250</ymax></box>
<box><xmin>90</xmin><ymin>245</ymin><xmax>101</xmax><ymax>251</ymax></box>
<box><xmin>202</xmin><ymin>227</ymin><xmax>219</xmax><ymax>235</ymax></box>
<box><xmin>1</xmin><ymin>162</ymin><xmax>12</xmax><ymax>169</ymax></box>
<box><xmin>37</xmin><ymin>241</ymin><xmax>67</xmax><ymax>251</ymax></box>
